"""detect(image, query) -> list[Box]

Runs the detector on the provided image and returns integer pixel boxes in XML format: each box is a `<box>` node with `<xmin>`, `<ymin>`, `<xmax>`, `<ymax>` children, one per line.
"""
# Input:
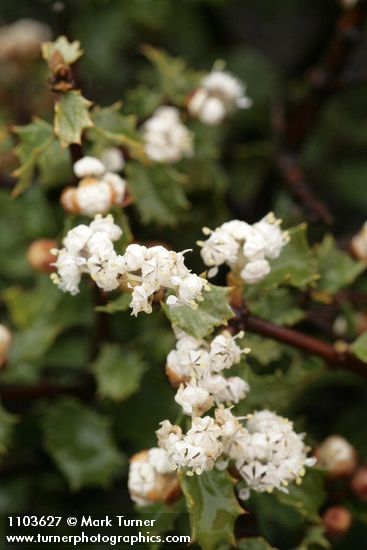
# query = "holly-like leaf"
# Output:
<box><xmin>162</xmin><ymin>284</ymin><xmax>233</xmax><ymax>339</ymax></box>
<box><xmin>54</xmin><ymin>91</ymin><xmax>93</xmax><ymax>148</ymax></box>
<box><xmin>40</xmin><ymin>398</ymin><xmax>124</xmax><ymax>490</ymax></box>
<box><xmin>12</xmin><ymin>119</ymin><xmax>54</xmax><ymax>196</ymax></box>
<box><xmin>92</xmin><ymin>344</ymin><xmax>147</xmax><ymax>401</ymax></box>
<box><xmin>276</xmin><ymin>468</ymin><xmax>326</xmax><ymax>522</ymax></box>
<box><xmin>95</xmin><ymin>293</ymin><xmax>131</xmax><ymax>314</ymax></box>
<box><xmin>247</xmin><ymin>287</ymin><xmax>304</xmax><ymax>327</ymax></box>
<box><xmin>0</xmin><ymin>405</ymin><xmax>17</xmax><ymax>454</ymax></box>
<box><xmin>180</xmin><ymin>469</ymin><xmax>243</xmax><ymax>550</ymax></box>
<box><xmin>316</xmin><ymin>234</ymin><xmax>365</xmax><ymax>294</ymax></box>
<box><xmin>261</xmin><ymin>225</ymin><xmax>318</xmax><ymax>290</ymax></box>
<box><xmin>126</xmin><ymin>162</ymin><xmax>190</xmax><ymax>226</ymax></box>
<box><xmin>88</xmin><ymin>103</ymin><xmax>142</xmax><ymax>154</ymax></box>
<box><xmin>237</xmin><ymin>537</ymin><xmax>276</xmax><ymax>550</ymax></box>
<box><xmin>42</xmin><ymin>36</ymin><xmax>83</xmax><ymax>65</ymax></box>
<box><xmin>351</xmin><ymin>331</ymin><xmax>367</xmax><ymax>363</ymax></box>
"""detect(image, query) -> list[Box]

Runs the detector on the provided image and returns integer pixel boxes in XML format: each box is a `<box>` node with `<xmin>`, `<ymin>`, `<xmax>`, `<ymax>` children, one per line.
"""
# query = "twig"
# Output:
<box><xmin>230</xmin><ymin>307</ymin><xmax>367</xmax><ymax>380</ymax></box>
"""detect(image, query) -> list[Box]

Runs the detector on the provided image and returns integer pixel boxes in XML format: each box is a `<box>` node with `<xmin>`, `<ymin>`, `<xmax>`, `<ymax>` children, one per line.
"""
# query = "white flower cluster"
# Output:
<box><xmin>128</xmin><ymin>447</ymin><xmax>179</xmax><ymax>506</ymax></box>
<box><xmin>351</xmin><ymin>221</ymin><xmax>367</xmax><ymax>262</ymax></box>
<box><xmin>166</xmin><ymin>329</ymin><xmax>249</xmax><ymax>416</ymax></box>
<box><xmin>60</xmin><ymin>153</ymin><xmax>126</xmax><ymax>217</ymax></box>
<box><xmin>142</xmin><ymin>106</ymin><xmax>193</xmax><ymax>163</ymax></box>
<box><xmin>51</xmin><ymin>215</ymin><xmax>207</xmax><ymax>315</ymax></box>
<box><xmin>0</xmin><ymin>19</ymin><xmax>51</xmax><ymax>62</ymax></box>
<box><xmin>198</xmin><ymin>213</ymin><xmax>289</xmax><ymax>284</ymax></box>
<box><xmin>155</xmin><ymin>408</ymin><xmax>315</xmax><ymax>493</ymax></box>
<box><xmin>188</xmin><ymin>68</ymin><xmax>252</xmax><ymax>126</ymax></box>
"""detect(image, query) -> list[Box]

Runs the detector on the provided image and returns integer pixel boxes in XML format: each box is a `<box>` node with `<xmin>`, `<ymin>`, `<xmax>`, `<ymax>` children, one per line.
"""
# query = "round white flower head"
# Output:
<box><xmin>142</xmin><ymin>106</ymin><xmax>193</xmax><ymax>163</ymax></box>
<box><xmin>100</xmin><ymin>147</ymin><xmax>125</xmax><ymax>173</ymax></box>
<box><xmin>351</xmin><ymin>221</ymin><xmax>367</xmax><ymax>261</ymax></box>
<box><xmin>0</xmin><ymin>325</ymin><xmax>12</xmax><ymax>363</ymax></box>
<box><xmin>128</xmin><ymin>448</ymin><xmax>178</xmax><ymax>506</ymax></box>
<box><xmin>209</xmin><ymin>331</ymin><xmax>243</xmax><ymax>371</ymax></box>
<box><xmin>73</xmin><ymin>156</ymin><xmax>106</xmax><ymax>178</ymax></box>
<box><xmin>234</xmin><ymin>410</ymin><xmax>316</xmax><ymax>495</ymax></box>
<box><xmin>76</xmin><ymin>181</ymin><xmax>113</xmax><ymax>217</ymax></box>
<box><xmin>188</xmin><ymin>68</ymin><xmax>252</xmax><ymax>125</ymax></box>
<box><xmin>102</xmin><ymin>172</ymin><xmax>126</xmax><ymax>204</ymax></box>
<box><xmin>199</xmin><ymin>214</ymin><xmax>288</xmax><ymax>284</ymax></box>
<box><xmin>163</xmin><ymin>416</ymin><xmax>223</xmax><ymax>475</ymax></box>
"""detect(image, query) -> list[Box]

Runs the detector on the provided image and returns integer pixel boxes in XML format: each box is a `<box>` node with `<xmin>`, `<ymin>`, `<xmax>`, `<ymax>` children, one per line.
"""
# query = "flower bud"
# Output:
<box><xmin>315</xmin><ymin>435</ymin><xmax>357</xmax><ymax>477</ymax></box>
<box><xmin>322</xmin><ymin>506</ymin><xmax>352</xmax><ymax>537</ymax></box>
<box><xmin>0</xmin><ymin>325</ymin><xmax>12</xmax><ymax>368</ymax></box>
<box><xmin>351</xmin><ymin>466</ymin><xmax>367</xmax><ymax>501</ymax></box>
<box><xmin>27</xmin><ymin>239</ymin><xmax>58</xmax><ymax>273</ymax></box>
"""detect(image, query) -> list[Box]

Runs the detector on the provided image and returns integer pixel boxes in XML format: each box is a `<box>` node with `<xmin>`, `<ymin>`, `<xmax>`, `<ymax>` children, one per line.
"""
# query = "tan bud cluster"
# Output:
<box><xmin>351</xmin><ymin>466</ymin><xmax>367</xmax><ymax>501</ymax></box>
<box><xmin>27</xmin><ymin>239</ymin><xmax>58</xmax><ymax>273</ymax></box>
<box><xmin>315</xmin><ymin>435</ymin><xmax>357</xmax><ymax>478</ymax></box>
<box><xmin>0</xmin><ymin>325</ymin><xmax>12</xmax><ymax>368</ymax></box>
<box><xmin>322</xmin><ymin>506</ymin><xmax>352</xmax><ymax>537</ymax></box>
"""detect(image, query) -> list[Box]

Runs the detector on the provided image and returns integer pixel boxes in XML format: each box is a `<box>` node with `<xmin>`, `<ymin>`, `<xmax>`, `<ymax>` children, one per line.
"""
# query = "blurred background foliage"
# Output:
<box><xmin>0</xmin><ymin>1</ymin><xmax>367</xmax><ymax>549</ymax></box>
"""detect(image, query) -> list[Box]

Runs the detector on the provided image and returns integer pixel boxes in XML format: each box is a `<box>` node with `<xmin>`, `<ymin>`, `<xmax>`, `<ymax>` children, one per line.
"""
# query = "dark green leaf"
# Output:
<box><xmin>95</xmin><ymin>293</ymin><xmax>131</xmax><ymax>314</ymax></box>
<box><xmin>316</xmin><ymin>234</ymin><xmax>365</xmax><ymax>294</ymax></box>
<box><xmin>40</xmin><ymin>398</ymin><xmax>124</xmax><ymax>490</ymax></box>
<box><xmin>92</xmin><ymin>344</ymin><xmax>147</xmax><ymax>401</ymax></box>
<box><xmin>162</xmin><ymin>284</ymin><xmax>233</xmax><ymax>339</ymax></box>
<box><xmin>351</xmin><ymin>331</ymin><xmax>367</xmax><ymax>363</ymax></box>
<box><xmin>276</xmin><ymin>468</ymin><xmax>326</xmax><ymax>521</ymax></box>
<box><xmin>180</xmin><ymin>469</ymin><xmax>243</xmax><ymax>550</ymax></box>
<box><xmin>0</xmin><ymin>404</ymin><xmax>17</xmax><ymax>454</ymax></box>
<box><xmin>237</xmin><ymin>537</ymin><xmax>276</xmax><ymax>550</ymax></box>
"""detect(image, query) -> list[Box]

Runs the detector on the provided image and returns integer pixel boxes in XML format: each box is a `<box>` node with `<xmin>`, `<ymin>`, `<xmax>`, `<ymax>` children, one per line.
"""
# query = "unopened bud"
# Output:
<box><xmin>322</xmin><ymin>506</ymin><xmax>352</xmax><ymax>537</ymax></box>
<box><xmin>351</xmin><ymin>466</ymin><xmax>367</xmax><ymax>501</ymax></box>
<box><xmin>27</xmin><ymin>239</ymin><xmax>58</xmax><ymax>273</ymax></box>
<box><xmin>0</xmin><ymin>325</ymin><xmax>12</xmax><ymax>368</ymax></box>
<box><xmin>315</xmin><ymin>435</ymin><xmax>357</xmax><ymax>478</ymax></box>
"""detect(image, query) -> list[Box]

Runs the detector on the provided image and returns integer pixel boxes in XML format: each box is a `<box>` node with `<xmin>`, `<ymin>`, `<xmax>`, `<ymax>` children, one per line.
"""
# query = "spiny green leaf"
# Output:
<box><xmin>42</xmin><ymin>36</ymin><xmax>83</xmax><ymax>65</ymax></box>
<box><xmin>40</xmin><ymin>398</ymin><xmax>125</xmax><ymax>490</ymax></box>
<box><xmin>316</xmin><ymin>234</ymin><xmax>365</xmax><ymax>294</ymax></box>
<box><xmin>95</xmin><ymin>293</ymin><xmax>131</xmax><ymax>314</ymax></box>
<box><xmin>0</xmin><ymin>405</ymin><xmax>17</xmax><ymax>454</ymax></box>
<box><xmin>351</xmin><ymin>331</ymin><xmax>367</xmax><ymax>363</ymax></box>
<box><xmin>180</xmin><ymin>469</ymin><xmax>243</xmax><ymax>550</ymax></box>
<box><xmin>162</xmin><ymin>284</ymin><xmax>233</xmax><ymax>339</ymax></box>
<box><xmin>12</xmin><ymin>119</ymin><xmax>54</xmax><ymax>196</ymax></box>
<box><xmin>88</xmin><ymin>103</ymin><xmax>142</xmax><ymax>153</ymax></box>
<box><xmin>247</xmin><ymin>287</ymin><xmax>304</xmax><ymax>327</ymax></box>
<box><xmin>54</xmin><ymin>91</ymin><xmax>93</xmax><ymax>148</ymax></box>
<box><xmin>126</xmin><ymin>162</ymin><xmax>190</xmax><ymax>226</ymax></box>
<box><xmin>261</xmin><ymin>225</ymin><xmax>318</xmax><ymax>290</ymax></box>
<box><xmin>92</xmin><ymin>344</ymin><xmax>147</xmax><ymax>401</ymax></box>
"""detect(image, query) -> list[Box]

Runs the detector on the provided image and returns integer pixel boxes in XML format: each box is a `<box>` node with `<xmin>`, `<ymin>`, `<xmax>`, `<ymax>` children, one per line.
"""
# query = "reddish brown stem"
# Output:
<box><xmin>230</xmin><ymin>309</ymin><xmax>367</xmax><ymax>380</ymax></box>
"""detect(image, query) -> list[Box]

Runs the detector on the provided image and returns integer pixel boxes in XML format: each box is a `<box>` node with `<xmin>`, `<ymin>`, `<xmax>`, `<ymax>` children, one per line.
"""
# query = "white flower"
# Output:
<box><xmin>100</xmin><ymin>147</ymin><xmax>125</xmax><ymax>173</ymax></box>
<box><xmin>199</xmin><ymin>214</ymin><xmax>287</xmax><ymax>284</ymax></box>
<box><xmin>215</xmin><ymin>376</ymin><xmax>249</xmax><ymax>404</ymax></box>
<box><xmin>62</xmin><ymin>225</ymin><xmax>93</xmax><ymax>255</ymax></box>
<box><xmin>87</xmin><ymin>250</ymin><xmax>125</xmax><ymax>291</ymax></box>
<box><xmin>128</xmin><ymin>448</ymin><xmax>177</xmax><ymax>506</ymax></box>
<box><xmin>233</xmin><ymin>410</ymin><xmax>316</xmax><ymax>495</ymax></box>
<box><xmin>130</xmin><ymin>283</ymin><xmax>155</xmax><ymax>316</ymax></box>
<box><xmin>240</xmin><ymin>259</ymin><xmax>271</xmax><ymax>284</ymax></box>
<box><xmin>76</xmin><ymin>181</ymin><xmax>113</xmax><ymax>217</ymax></box>
<box><xmin>62</xmin><ymin>157</ymin><xmax>127</xmax><ymax>217</ymax></box>
<box><xmin>188</xmin><ymin>69</ymin><xmax>252</xmax><ymax>125</ymax></box>
<box><xmin>123</xmin><ymin>244</ymin><xmax>148</xmax><ymax>272</ymax></box>
<box><xmin>156</xmin><ymin>420</ymin><xmax>183</xmax><ymax>452</ymax></box>
<box><xmin>89</xmin><ymin>214</ymin><xmax>123</xmax><ymax>242</ymax></box>
<box><xmin>51</xmin><ymin>251</ymin><xmax>86</xmax><ymax>295</ymax></box>
<box><xmin>351</xmin><ymin>221</ymin><xmax>367</xmax><ymax>261</ymax></box>
<box><xmin>162</xmin><ymin>416</ymin><xmax>223</xmax><ymax>475</ymax></box>
<box><xmin>209</xmin><ymin>331</ymin><xmax>243</xmax><ymax>371</ymax></box>
<box><xmin>142</xmin><ymin>106</ymin><xmax>193</xmax><ymax>163</ymax></box>
<box><xmin>175</xmin><ymin>381</ymin><xmax>213</xmax><ymax>416</ymax></box>
<box><xmin>73</xmin><ymin>156</ymin><xmax>106</xmax><ymax>178</ymax></box>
